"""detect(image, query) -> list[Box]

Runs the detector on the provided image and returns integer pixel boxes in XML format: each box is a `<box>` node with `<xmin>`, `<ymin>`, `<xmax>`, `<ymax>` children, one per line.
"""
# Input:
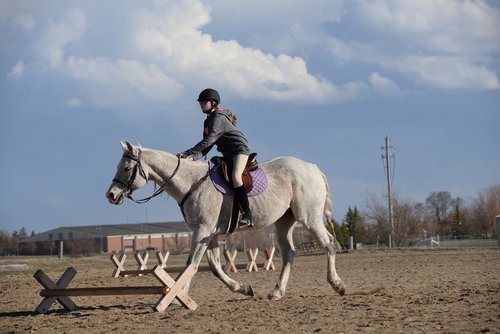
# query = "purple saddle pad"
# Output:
<box><xmin>208</xmin><ymin>160</ymin><xmax>268</xmax><ymax>196</ymax></box>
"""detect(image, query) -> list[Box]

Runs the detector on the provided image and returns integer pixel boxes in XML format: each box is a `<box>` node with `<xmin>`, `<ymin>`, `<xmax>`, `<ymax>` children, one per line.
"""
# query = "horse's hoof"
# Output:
<box><xmin>267</xmin><ymin>290</ymin><xmax>283</xmax><ymax>301</ymax></box>
<box><xmin>245</xmin><ymin>284</ymin><xmax>256</xmax><ymax>297</ymax></box>
<box><xmin>335</xmin><ymin>283</ymin><xmax>346</xmax><ymax>296</ymax></box>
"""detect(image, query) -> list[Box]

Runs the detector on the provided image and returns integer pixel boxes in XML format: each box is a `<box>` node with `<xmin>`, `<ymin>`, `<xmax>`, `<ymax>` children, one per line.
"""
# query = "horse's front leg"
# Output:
<box><xmin>205</xmin><ymin>238</ymin><xmax>255</xmax><ymax>296</ymax></box>
<box><xmin>180</xmin><ymin>226</ymin><xmax>213</xmax><ymax>294</ymax></box>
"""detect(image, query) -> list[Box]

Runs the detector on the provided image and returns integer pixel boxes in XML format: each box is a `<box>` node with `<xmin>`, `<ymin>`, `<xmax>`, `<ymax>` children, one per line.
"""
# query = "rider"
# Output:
<box><xmin>178</xmin><ymin>88</ymin><xmax>253</xmax><ymax>227</ymax></box>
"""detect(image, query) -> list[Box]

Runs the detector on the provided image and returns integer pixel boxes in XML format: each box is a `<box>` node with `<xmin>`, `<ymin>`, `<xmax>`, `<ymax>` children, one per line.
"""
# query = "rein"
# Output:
<box><xmin>178</xmin><ymin>169</ymin><xmax>210</xmax><ymax>219</ymax></box>
<box><xmin>114</xmin><ymin>149</ymin><xmax>212</xmax><ymax>218</ymax></box>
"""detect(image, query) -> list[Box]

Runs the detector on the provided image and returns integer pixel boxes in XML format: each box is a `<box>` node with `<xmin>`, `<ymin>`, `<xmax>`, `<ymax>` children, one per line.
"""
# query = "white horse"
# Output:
<box><xmin>106</xmin><ymin>142</ymin><xmax>345</xmax><ymax>301</ymax></box>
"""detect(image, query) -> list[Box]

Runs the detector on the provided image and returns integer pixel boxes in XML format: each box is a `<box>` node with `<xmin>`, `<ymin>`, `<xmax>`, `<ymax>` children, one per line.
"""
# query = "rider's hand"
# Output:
<box><xmin>176</xmin><ymin>153</ymin><xmax>193</xmax><ymax>161</ymax></box>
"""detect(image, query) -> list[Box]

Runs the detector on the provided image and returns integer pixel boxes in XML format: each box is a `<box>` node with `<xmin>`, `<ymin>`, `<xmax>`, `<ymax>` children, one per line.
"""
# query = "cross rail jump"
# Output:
<box><xmin>34</xmin><ymin>264</ymin><xmax>197</xmax><ymax>314</ymax></box>
<box><xmin>110</xmin><ymin>248</ymin><xmax>276</xmax><ymax>277</ymax></box>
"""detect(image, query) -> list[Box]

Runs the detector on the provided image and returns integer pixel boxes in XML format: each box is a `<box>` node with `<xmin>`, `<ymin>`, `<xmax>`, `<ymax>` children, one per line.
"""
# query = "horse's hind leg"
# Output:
<box><xmin>268</xmin><ymin>210</ymin><xmax>296</xmax><ymax>301</ymax></box>
<box><xmin>205</xmin><ymin>238</ymin><xmax>255</xmax><ymax>296</ymax></box>
<box><xmin>307</xmin><ymin>223</ymin><xmax>346</xmax><ymax>296</ymax></box>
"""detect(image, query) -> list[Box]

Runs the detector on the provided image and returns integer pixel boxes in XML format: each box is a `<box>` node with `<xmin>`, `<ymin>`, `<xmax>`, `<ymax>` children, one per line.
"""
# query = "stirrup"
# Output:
<box><xmin>238</xmin><ymin>212</ymin><xmax>254</xmax><ymax>228</ymax></box>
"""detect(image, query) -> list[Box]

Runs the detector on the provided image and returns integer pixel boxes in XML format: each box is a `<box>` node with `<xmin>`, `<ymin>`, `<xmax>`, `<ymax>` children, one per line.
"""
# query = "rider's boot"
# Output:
<box><xmin>234</xmin><ymin>185</ymin><xmax>254</xmax><ymax>227</ymax></box>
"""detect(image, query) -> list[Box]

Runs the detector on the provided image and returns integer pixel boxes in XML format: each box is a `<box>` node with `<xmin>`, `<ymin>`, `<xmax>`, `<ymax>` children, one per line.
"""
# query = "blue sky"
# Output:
<box><xmin>1</xmin><ymin>0</ymin><xmax>499</xmax><ymax>234</ymax></box>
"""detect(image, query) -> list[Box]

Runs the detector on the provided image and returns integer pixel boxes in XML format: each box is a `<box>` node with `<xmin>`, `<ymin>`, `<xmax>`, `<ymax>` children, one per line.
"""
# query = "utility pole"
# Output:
<box><xmin>382</xmin><ymin>135</ymin><xmax>395</xmax><ymax>248</ymax></box>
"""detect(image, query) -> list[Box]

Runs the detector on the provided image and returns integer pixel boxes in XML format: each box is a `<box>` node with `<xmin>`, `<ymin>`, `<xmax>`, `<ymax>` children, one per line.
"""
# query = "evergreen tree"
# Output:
<box><xmin>0</xmin><ymin>231</ymin><xmax>10</xmax><ymax>255</ymax></box>
<box><xmin>334</xmin><ymin>220</ymin><xmax>349</xmax><ymax>247</ymax></box>
<box><xmin>18</xmin><ymin>227</ymin><xmax>28</xmax><ymax>239</ymax></box>
<box><xmin>451</xmin><ymin>203</ymin><xmax>466</xmax><ymax>236</ymax></box>
<box><xmin>344</xmin><ymin>206</ymin><xmax>366</xmax><ymax>244</ymax></box>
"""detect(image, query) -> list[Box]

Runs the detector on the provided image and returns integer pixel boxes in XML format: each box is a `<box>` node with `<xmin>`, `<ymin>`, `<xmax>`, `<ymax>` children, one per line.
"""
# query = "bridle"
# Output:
<box><xmin>112</xmin><ymin>150</ymin><xmax>180</xmax><ymax>204</ymax></box>
<box><xmin>112</xmin><ymin>149</ymin><xmax>211</xmax><ymax>220</ymax></box>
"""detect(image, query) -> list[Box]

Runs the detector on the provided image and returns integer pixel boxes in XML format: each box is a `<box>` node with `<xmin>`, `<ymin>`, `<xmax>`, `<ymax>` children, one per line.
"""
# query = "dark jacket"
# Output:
<box><xmin>182</xmin><ymin>108</ymin><xmax>250</xmax><ymax>161</ymax></box>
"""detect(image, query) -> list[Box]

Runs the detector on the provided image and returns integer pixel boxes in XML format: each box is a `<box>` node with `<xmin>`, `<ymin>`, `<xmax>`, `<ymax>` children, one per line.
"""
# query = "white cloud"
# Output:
<box><xmin>64</xmin><ymin>56</ymin><xmax>182</xmax><ymax>101</ymax></box>
<box><xmin>12</xmin><ymin>13</ymin><xmax>35</xmax><ymax>30</ymax></box>
<box><xmin>23</xmin><ymin>1</ymin><xmax>345</xmax><ymax>107</ymax></box>
<box><xmin>207</xmin><ymin>0</ymin><xmax>500</xmax><ymax>92</ymax></box>
<box><xmin>67</xmin><ymin>97</ymin><xmax>82</xmax><ymax>107</ymax></box>
<box><xmin>6</xmin><ymin>0</ymin><xmax>499</xmax><ymax>112</ymax></box>
<box><xmin>131</xmin><ymin>1</ymin><xmax>338</xmax><ymax>102</ymax></box>
<box><xmin>333</xmin><ymin>0</ymin><xmax>500</xmax><ymax>90</ymax></box>
<box><xmin>355</xmin><ymin>0</ymin><xmax>500</xmax><ymax>55</ymax></box>
<box><xmin>395</xmin><ymin>56</ymin><xmax>500</xmax><ymax>90</ymax></box>
<box><xmin>8</xmin><ymin>60</ymin><xmax>25</xmax><ymax>79</ymax></box>
<box><xmin>35</xmin><ymin>7</ymin><xmax>87</xmax><ymax>68</ymax></box>
<box><xmin>369</xmin><ymin>72</ymin><xmax>404</xmax><ymax>98</ymax></box>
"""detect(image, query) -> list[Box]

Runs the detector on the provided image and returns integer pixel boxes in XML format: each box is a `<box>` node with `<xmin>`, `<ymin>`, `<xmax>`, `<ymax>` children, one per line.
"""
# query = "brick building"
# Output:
<box><xmin>18</xmin><ymin>221</ymin><xmax>192</xmax><ymax>256</ymax></box>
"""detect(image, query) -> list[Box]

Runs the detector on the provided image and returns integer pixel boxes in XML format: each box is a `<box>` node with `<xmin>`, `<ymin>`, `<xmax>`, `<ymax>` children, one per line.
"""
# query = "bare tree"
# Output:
<box><xmin>392</xmin><ymin>197</ymin><xmax>424</xmax><ymax>246</ymax></box>
<box><xmin>363</xmin><ymin>192</ymin><xmax>389</xmax><ymax>245</ymax></box>
<box><xmin>469</xmin><ymin>184</ymin><xmax>500</xmax><ymax>237</ymax></box>
<box><xmin>363</xmin><ymin>191</ymin><xmax>425</xmax><ymax>246</ymax></box>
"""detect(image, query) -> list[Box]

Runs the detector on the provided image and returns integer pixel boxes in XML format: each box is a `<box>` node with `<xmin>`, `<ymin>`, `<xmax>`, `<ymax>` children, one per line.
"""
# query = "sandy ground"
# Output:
<box><xmin>0</xmin><ymin>248</ymin><xmax>499</xmax><ymax>333</ymax></box>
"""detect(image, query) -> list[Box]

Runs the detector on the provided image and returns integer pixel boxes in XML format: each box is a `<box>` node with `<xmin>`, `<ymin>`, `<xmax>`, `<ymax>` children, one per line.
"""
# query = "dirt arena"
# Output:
<box><xmin>1</xmin><ymin>248</ymin><xmax>499</xmax><ymax>333</ymax></box>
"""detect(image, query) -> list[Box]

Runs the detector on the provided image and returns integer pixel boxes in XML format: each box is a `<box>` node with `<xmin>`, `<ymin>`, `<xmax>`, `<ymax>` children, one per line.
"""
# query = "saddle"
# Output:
<box><xmin>220</xmin><ymin>153</ymin><xmax>258</xmax><ymax>193</ymax></box>
<box><xmin>208</xmin><ymin>153</ymin><xmax>266</xmax><ymax>235</ymax></box>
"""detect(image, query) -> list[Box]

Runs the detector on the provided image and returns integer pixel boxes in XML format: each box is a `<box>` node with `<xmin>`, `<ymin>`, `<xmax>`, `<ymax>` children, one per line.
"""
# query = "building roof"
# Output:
<box><xmin>23</xmin><ymin>221</ymin><xmax>190</xmax><ymax>242</ymax></box>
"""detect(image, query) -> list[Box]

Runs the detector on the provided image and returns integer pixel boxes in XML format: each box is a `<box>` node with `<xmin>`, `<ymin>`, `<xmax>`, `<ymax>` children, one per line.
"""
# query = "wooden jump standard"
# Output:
<box><xmin>111</xmin><ymin>247</ymin><xmax>276</xmax><ymax>278</ymax></box>
<box><xmin>34</xmin><ymin>264</ymin><xmax>197</xmax><ymax>314</ymax></box>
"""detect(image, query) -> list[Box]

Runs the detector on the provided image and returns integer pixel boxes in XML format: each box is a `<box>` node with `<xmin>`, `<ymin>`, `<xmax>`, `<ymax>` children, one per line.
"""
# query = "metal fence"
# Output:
<box><xmin>293</xmin><ymin>226</ymin><xmax>499</xmax><ymax>253</ymax></box>
<box><xmin>354</xmin><ymin>235</ymin><xmax>499</xmax><ymax>250</ymax></box>
<box><xmin>412</xmin><ymin>235</ymin><xmax>498</xmax><ymax>249</ymax></box>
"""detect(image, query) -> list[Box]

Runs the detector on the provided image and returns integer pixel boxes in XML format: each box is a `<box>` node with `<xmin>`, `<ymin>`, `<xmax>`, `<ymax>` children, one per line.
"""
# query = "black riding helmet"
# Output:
<box><xmin>197</xmin><ymin>88</ymin><xmax>220</xmax><ymax>103</ymax></box>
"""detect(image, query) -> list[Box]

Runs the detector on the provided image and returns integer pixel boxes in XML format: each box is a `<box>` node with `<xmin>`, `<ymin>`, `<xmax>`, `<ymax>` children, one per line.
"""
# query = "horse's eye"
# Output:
<box><xmin>124</xmin><ymin>167</ymin><xmax>132</xmax><ymax>172</ymax></box>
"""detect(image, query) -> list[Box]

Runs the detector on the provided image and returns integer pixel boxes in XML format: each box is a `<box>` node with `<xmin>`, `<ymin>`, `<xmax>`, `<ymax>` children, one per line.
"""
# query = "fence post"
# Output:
<box><xmin>58</xmin><ymin>241</ymin><xmax>64</xmax><ymax>259</ymax></box>
<box><xmin>496</xmin><ymin>215</ymin><xmax>500</xmax><ymax>248</ymax></box>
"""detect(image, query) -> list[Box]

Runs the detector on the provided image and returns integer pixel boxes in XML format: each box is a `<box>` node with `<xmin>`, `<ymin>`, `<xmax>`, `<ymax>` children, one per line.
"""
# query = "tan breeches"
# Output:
<box><xmin>232</xmin><ymin>154</ymin><xmax>249</xmax><ymax>188</ymax></box>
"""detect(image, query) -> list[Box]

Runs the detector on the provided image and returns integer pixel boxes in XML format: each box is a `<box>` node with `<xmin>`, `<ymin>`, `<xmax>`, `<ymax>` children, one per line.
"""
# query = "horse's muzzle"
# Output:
<box><xmin>106</xmin><ymin>188</ymin><xmax>124</xmax><ymax>205</ymax></box>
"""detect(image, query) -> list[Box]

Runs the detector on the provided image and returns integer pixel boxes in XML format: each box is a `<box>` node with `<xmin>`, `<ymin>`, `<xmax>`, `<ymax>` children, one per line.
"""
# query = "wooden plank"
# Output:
<box><xmin>165</xmin><ymin>265</ymin><xmax>212</xmax><ymax>273</ymax></box>
<box><xmin>153</xmin><ymin>264</ymin><xmax>198</xmax><ymax>312</ymax></box>
<box><xmin>34</xmin><ymin>267</ymin><xmax>78</xmax><ymax>314</ymax></box>
<box><xmin>156</xmin><ymin>251</ymin><xmax>170</xmax><ymax>268</ymax></box>
<box><xmin>119</xmin><ymin>269</ymin><xmax>155</xmax><ymax>276</ymax></box>
<box><xmin>245</xmin><ymin>248</ymin><xmax>259</xmax><ymax>272</ymax></box>
<box><xmin>263</xmin><ymin>247</ymin><xmax>276</xmax><ymax>271</ymax></box>
<box><xmin>40</xmin><ymin>286</ymin><xmax>168</xmax><ymax>297</ymax></box>
<box><xmin>118</xmin><ymin>265</ymin><xmax>213</xmax><ymax>277</ymax></box>
<box><xmin>110</xmin><ymin>252</ymin><xmax>126</xmax><ymax>278</ymax></box>
<box><xmin>223</xmin><ymin>249</ymin><xmax>238</xmax><ymax>273</ymax></box>
<box><xmin>135</xmin><ymin>251</ymin><xmax>149</xmax><ymax>277</ymax></box>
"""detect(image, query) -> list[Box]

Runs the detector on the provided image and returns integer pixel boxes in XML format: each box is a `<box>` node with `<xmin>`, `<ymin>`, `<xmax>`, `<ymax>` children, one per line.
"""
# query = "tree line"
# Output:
<box><xmin>2</xmin><ymin>184</ymin><xmax>499</xmax><ymax>255</ymax></box>
<box><xmin>334</xmin><ymin>184</ymin><xmax>500</xmax><ymax>247</ymax></box>
<box><xmin>0</xmin><ymin>227</ymin><xmax>36</xmax><ymax>256</ymax></box>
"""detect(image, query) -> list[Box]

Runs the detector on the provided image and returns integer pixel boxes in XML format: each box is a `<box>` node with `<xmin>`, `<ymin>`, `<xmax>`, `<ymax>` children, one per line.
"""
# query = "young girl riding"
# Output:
<box><xmin>178</xmin><ymin>88</ymin><xmax>253</xmax><ymax>227</ymax></box>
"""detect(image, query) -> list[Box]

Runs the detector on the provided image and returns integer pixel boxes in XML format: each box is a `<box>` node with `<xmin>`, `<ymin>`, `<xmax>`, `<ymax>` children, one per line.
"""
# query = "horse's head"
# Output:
<box><xmin>106</xmin><ymin>141</ymin><xmax>148</xmax><ymax>205</ymax></box>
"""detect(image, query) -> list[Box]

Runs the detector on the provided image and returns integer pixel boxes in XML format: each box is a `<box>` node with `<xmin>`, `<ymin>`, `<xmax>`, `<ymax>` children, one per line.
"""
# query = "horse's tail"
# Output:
<box><xmin>321</xmin><ymin>172</ymin><xmax>342</xmax><ymax>252</ymax></box>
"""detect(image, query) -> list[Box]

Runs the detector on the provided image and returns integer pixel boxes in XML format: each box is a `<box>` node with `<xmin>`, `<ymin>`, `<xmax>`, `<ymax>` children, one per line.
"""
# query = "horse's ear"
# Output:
<box><xmin>120</xmin><ymin>141</ymin><xmax>134</xmax><ymax>152</ymax></box>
